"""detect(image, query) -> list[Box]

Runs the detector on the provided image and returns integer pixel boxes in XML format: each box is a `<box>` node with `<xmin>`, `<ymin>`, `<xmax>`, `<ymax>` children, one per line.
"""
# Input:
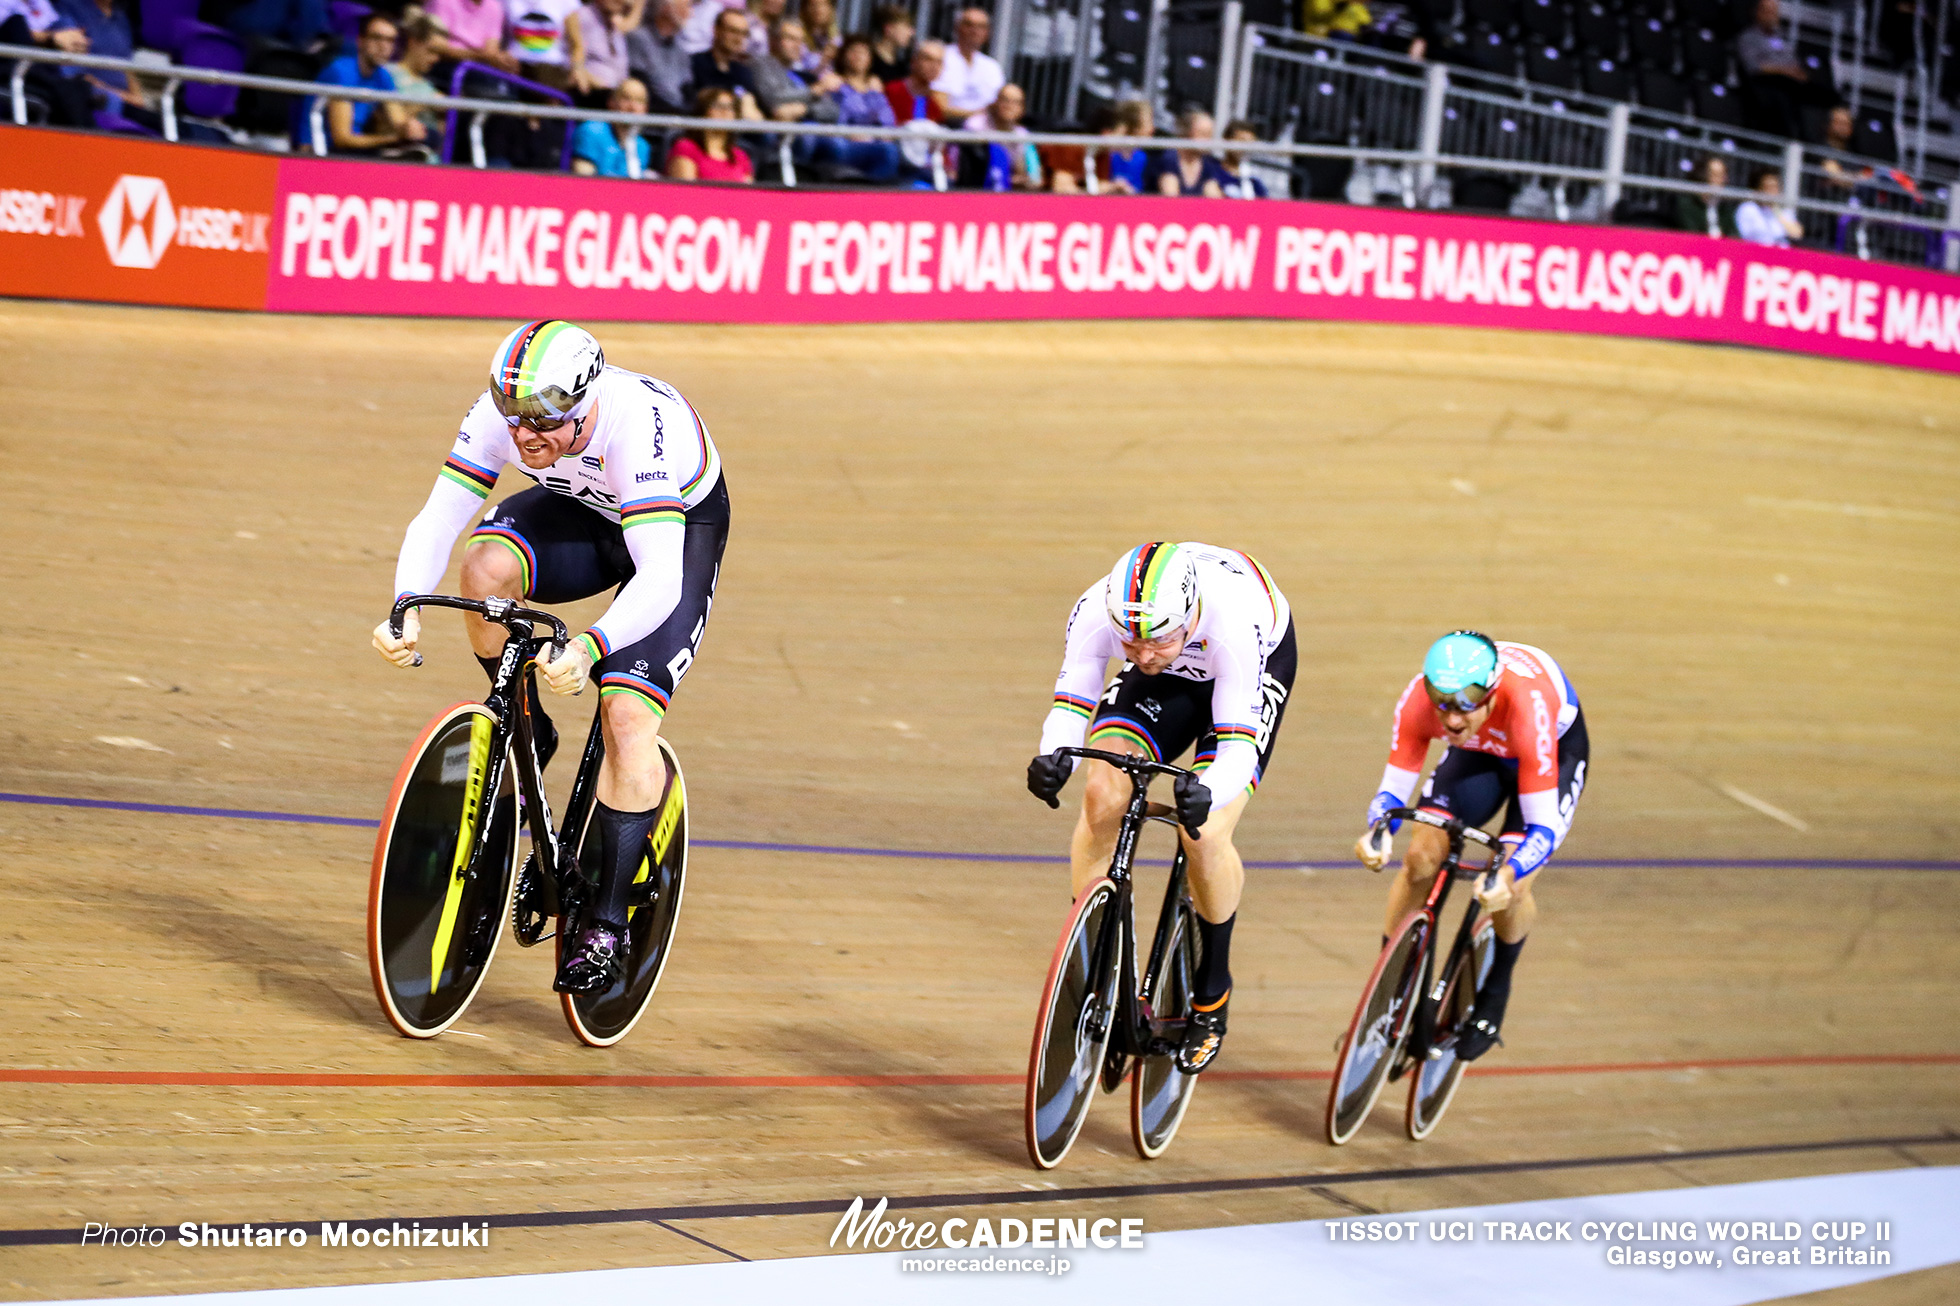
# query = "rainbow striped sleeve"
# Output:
<box><xmin>620</xmin><ymin>495</ymin><xmax>685</xmax><ymax>530</ymax></box>
<box><xmin>576</xmin><ymin>629</ymin><xmax>613</xmax><ymax>664</ymax></box>
<box><xmin>1052</xmin><ymin>691</ymin><xmax>1096</xmax><ymax>719</ymax></box>
<box><xmin>1213</xmin><ymin>723</ymin><xmax>1261</xmax><ymax>747</ymax></box>
<box><xmin>440</xmin><ymin>453</ymin><xmax>498</xmax><ymax>498</ymax></box>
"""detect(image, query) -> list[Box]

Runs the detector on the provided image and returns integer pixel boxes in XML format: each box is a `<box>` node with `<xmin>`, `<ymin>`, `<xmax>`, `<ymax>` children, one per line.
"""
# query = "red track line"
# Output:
<box><xmin>2</xmin><ymin>1053</ymin><xmax>1956</xmax><ymax>1090</ymax></box>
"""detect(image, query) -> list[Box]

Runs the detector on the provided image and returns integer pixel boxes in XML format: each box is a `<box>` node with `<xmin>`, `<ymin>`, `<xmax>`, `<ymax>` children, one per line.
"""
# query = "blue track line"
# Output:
<box><xmin>2</xmin><ymin>791</ymin><xmax>1955</xmax><ymax>871</ymax></box>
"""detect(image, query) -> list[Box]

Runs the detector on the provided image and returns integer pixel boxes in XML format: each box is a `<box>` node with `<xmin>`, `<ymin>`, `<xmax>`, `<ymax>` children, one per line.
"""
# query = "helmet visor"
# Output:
<box><xmin>490</xmin><ymin>383</ymin><xmax>581</xmax><ymax>429</ymax></box>
<box><xmin>1425</xmin><ymin>679</ymin><xmax>1493</xmax><ymax>713</ymax></box>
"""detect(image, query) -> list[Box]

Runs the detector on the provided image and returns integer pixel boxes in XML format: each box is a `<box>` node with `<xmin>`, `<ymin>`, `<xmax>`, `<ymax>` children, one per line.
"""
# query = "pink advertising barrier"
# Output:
<box><xmin>257</xmin><ymin>154</ymin><xmax>1960</xmax><ymax>374</ymax></box>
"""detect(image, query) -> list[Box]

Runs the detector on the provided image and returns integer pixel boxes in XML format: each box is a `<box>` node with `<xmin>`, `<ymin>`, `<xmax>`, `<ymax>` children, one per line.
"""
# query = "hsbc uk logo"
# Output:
<box><xmin>98</xmin><ymin>174</ymin><xmax>176</xmax><ymax>269</ymax></box>
<box><xmin>94</xmin><ymin>173</ymin><xmax>271</xmax><ymax>270</ymax></box>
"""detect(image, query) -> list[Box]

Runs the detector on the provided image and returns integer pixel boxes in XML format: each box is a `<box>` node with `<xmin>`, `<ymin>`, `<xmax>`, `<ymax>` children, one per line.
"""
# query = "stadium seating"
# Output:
<box><xmin>1852</xmin><ymin>106</ymin><xmax>1898</xmax><ymax>164</ymax></box>
<box><xmin>1572</xmin><ymin>2</ymin><xmax>1622</xmax><ymax>56</ymax></box>
<box><xmin>1580</xmin><ymin>53</ymin><xmax>1631</xmax><ymax>100</ymax></box>
<box><xmin>1527</xmin><ymin>42</ymin><xmax>1578</xmax><ymax>89</ymax></box>
<box><xmin>1637</xmin><ymin>66</ymin><xmax>1687</xmax><ymax>114</ymax></box>
<box><xmin>1519</xmin><ymin>0</ymin><xmax>1566</xmax><ymax>43</ymax></box>
<box><xmin>1627</xmin><ymin>15</ymin><xmax>1674</xmax><ymax>69</ymax></box>
<box><xmin>1692</xmin><ymin>77</ymin><xmax>1743</xmax><ymax>126</ymax></box>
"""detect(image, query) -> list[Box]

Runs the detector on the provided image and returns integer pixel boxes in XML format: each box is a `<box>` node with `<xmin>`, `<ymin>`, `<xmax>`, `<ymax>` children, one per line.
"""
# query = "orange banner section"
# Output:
<box><xmin>0</xmin><ymin>125</ymin><xmax>275</xmax><ymax>309</ymax></box>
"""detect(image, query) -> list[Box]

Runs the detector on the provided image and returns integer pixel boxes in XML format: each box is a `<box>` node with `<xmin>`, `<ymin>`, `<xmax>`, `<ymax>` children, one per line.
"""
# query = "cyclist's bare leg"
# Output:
<box><xmin>1487</xmin><ymin>871</ymin><xmax>1537</xmax><ymax>943</ymax></box>
<box><xmin>597</xmin><ymin>693</ymin><xmax>668</xmax><ymax>812</ymax></box>
<box><xmin>459</xmin><ymin>541</ymin><xmax>525</xmax><ymax>660</ymax></box>
<box><xmin>1382</xmin><ymin>822</ymin><xmax>1451</xmax><ymax>937</ymax></box>
<box><xmin>1179</xmin><ymin>789</ymin><xmax>1249</xmax><ymax>925</ymax></box>
<box><xmin>1070</xmin><ymin>740</ymin><xmax>1147</xmax><ymax>897</ymax></box>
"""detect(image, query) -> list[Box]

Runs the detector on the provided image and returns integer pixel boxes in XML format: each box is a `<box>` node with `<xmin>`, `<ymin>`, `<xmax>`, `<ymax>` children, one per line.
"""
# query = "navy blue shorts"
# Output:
<box><xmin>1418</xmin><ymin>709</ymin><xmax>1589</xmax><ymax>877</ymax></box>
<box><xmin>469</xmin><ymin>479</ymin><xmax>729</xmax><ymax>719</ymax></box>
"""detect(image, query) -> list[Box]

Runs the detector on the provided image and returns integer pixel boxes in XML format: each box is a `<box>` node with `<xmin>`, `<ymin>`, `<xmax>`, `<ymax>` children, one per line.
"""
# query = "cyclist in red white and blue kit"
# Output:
<box><xmin>1354</xmin><ymin>631</ymin><xmax>1588</xmax><ymax>1060</ymax></box>
<box><xmin>371</xmin><ymin>320</ymin><xmax>729</xmax><ymax>996</ymax></box>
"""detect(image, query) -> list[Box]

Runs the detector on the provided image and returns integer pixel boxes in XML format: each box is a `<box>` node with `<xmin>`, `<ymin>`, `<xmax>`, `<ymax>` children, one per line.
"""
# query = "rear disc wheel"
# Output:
<box><xmin>368</xmin><ymin>702</ymin><xmax>519</xmax><ymax>1039</ymax></box>
<box><xmin>1406</xmin><ymin>920</ymin><xmax>1495</xmax><ymax>1140</ymax></box>
<box><xmin>1025</xmin><ymin>879</ymin><xmax>1122</xmax><ymax>1170</ymax></box>
<box><xmin>1130</xmin><ymin>900</ymin><xmax>1200</xmax><ymax>1159</ymax></box>
<box><xmin>560</xmin><ymin>736</ymin><xmax>689</xmax><ymax>1048</ymax></box>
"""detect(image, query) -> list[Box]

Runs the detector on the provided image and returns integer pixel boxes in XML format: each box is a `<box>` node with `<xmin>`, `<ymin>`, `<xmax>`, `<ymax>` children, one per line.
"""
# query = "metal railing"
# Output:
<box><xmin>3</xmin><ymin>41</ymin><xmax>1955</xmax><ymax>272</ymax></box>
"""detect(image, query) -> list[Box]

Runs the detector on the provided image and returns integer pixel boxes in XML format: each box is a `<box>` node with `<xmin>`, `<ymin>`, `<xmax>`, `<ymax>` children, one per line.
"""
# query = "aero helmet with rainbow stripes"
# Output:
<box><xmin>488</xmin><ymin>320</ymin><xmax>605</xmax><ymax>427</ymax></box>
<box><xmin>1104</xmin><ymin>542</ymin><xmax>1200</xmax><ymax>642</ymax></box>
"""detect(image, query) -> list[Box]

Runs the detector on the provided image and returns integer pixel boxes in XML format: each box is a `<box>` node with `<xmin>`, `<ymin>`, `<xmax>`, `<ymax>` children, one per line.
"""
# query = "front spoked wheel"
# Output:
<box><xmin>559</xmin><ymin>736</ymin><xmax>689</xmax><ymax>1047</ymax></box>
<box><xmin>1025</xmin><ymin>879</ymin><xmax>1123</xmax><ymax>1170</ymax></box>
<box><xmin>1326</xmin><ymin>912</ymin><xmax>1428</xmax><ymax>1145</ymax></box>
<box><xmin>1406</xmin><ymin>920</ymin><xmax>1495</xmax><ymax>1140</ymax></box>
<box><xmin>1130</xmin><ymin>899</ymin><xmax>1200</xmax><ymax>1159</ymax></box>
<box><xmin>368</xmin><ymin>702</ymin><xmax>520</xmax><ymax>1039</ymax></box>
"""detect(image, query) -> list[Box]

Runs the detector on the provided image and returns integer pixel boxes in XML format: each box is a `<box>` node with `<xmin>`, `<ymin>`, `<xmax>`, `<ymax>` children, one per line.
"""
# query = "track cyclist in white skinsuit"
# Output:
<box><xmin>371</xmin><ymin>320</ymin><xmax>730</xmax><ymax>995</ymax></box>
<box><xmin>1026</xmin><ymin>542</ymin><xmax>1296</xmax><ymax>1074</ymax></box>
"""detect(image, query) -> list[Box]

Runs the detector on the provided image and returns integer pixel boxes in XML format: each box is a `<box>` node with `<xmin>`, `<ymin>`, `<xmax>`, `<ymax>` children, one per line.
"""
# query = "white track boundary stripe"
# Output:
<box><xmin>56</xmin><ymin>1167</ymin><xmax>1960</xmax><ymax>1305</ymax></box>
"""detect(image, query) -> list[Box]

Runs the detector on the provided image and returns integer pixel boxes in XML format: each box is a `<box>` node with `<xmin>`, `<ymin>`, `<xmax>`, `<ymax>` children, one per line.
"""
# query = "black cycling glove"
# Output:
<box><xmin>1027</xmin><ymin>751</ymin><xmax>1071</xmax><ymax>808</ymax></box>
<box><xmin>1173</xmin><ymin>772</ymin><xmax>1212</xmax><ymax>837</ymax></box>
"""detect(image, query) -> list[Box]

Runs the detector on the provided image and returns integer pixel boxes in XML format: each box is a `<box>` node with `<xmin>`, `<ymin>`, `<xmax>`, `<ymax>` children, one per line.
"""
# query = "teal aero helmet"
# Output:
<box><xmin>1422</xmin><ymin>630</ymin><xmax>1501</xmax><ymax>711</ymax></box>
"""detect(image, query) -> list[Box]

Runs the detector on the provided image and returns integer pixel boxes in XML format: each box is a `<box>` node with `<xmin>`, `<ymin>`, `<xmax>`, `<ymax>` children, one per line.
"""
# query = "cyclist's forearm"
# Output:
<box><xmin>1036</xmin><ymin>706</ymin><xmax>1090</xmax><ymax>761</ymax></box>
<box><xmin>581</xmin><ymin>520</ymin><xmax>683</xmax><ymax>658</ymax></box>
<box><xmin>1371</xmin><ymin>764</ymin><xmax>1421</xmax><ymax>816</ymax></box>
<box><xmin>1200</xmin><ymin>738</ymin><xmax>1259</xmax><ymax>806</ymax></box>
<box><xmin>392</xmin><ymin>477</ymin><xmax>485</xmax><ymax>600</ymax></box>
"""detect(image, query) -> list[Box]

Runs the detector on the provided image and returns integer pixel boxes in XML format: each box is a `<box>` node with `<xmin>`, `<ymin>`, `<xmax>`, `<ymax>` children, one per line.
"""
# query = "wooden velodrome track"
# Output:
<box><xmin>0</xmin><ymin>300</ymin><xmax>1956</xmax><ymax>1302</ymax></box>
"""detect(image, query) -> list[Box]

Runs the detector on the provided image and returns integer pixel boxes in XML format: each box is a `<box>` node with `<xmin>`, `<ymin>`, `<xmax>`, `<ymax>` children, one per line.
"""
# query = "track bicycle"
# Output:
<box><xmin>1325</xmin><ymin>807</ymin><xmax>1501</xmax><ymax>1144</ymax></box>
<box><xmin>1025</xmin><ymin>747</ymin><xmax>1208</xmax><ymax>1170</ymax></box>
<box><xmin>366</xmin><ymin>593</ymin><xmax>688</xmax><ymax>1047</ymax></box>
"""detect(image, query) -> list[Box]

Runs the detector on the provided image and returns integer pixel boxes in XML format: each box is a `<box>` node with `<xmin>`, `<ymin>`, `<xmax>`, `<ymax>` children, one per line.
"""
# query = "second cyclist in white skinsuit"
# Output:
<box><xmin>1027</xmin><ymin>542</ymin><xmax>1297</xmax><ymax>1073</ymax></box>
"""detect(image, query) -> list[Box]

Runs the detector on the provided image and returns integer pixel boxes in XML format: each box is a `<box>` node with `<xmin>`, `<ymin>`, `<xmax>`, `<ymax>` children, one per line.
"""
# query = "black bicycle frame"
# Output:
<box><xmin>1054</xmin><ymin>746</ymin><xmax>1197</xmax><ymax>1059</ymax></box>
<box><xmin>1372</xmin><ymin>806</ymin><xmax>1500</xmax><ymax>1059</ymax></box>
<box><xmin>389</xmin><ymin>594</ymin><xmax>601</xmax><ymax>924</ymax></box>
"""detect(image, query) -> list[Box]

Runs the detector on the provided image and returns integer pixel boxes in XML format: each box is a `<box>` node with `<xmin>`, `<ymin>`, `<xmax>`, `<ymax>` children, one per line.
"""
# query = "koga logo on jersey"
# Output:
<box><xmin>1530</xmin><ymin>690</ymin><xmax>1554</xmax><ymax>776</ymax></box>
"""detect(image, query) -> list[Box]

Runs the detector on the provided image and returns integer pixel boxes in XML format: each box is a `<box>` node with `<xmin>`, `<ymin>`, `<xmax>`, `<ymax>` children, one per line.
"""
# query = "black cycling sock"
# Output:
<box><xmin>1478</xmin><ymin>936</ymin><xmax>1526</xmax><ymax>1015</ymax></box>
<box><xmin>593</xmin><ymin>801</ymin><xmax>659</xmax><ymax>928</ymax></box>
<box><xmin>1193</xmin><ymin>913</ymin><xmax>1235</xmax><ymax>1006</ymax></box>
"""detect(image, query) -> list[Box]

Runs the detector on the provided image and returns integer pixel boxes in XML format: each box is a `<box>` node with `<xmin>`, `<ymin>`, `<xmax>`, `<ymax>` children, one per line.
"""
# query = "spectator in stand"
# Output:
<box><xmin>1301</xmin><ymin>0</ymin><xmax>1369</xmax><ymax>40</ymax></box>
<box><xmin>1</xmin><ymin>0</ymin><xmax>93</xmax><ymax>127</ymax></box>
<box><xmin>886</xmin><ymin>37</ymin><xmax>946</xmax><ymax>123</ymax></box>
<box><xmin>749</xmin><ymin>16</ymin><xmax>837</xmax><ymax>121</ymax></box>
<box><xmin>1817</xmin><ymin>103</ymin><xmax>1867</xmax><ymax>191</ymax></box>
<box><xmin>1675</xmin><ymin>155</ymin><xmax>1737</xmax><ymax>237</ymax></box>
<box><xmin>429</xmin><ymin>0</ymin><xmax>518</xmax><ymax>73</ymax></box>
<box><xmin>667</xmin><ymin>83</ymin><xmax>755</xmax><ymax>179</ymax></box>
<box><xmin>736</xmin><ymin>0</ymin><xmax>784</xmax><ymax>57</ymax></box>
<box><xmin>573</xmin><ymin>74</ymin><xmax>653</xmax><ymax>174</ymax></box>
<box><xmin>1218</xmin><ymin>118</ymin><xmax>1269</xmax><ymax>197</ymax></box>
<box><xmin>675</xmin><ymin>0</ymin><xmax>722</xmax><ymax>51</ymax></box>
<box><xmin>387</xmin><ymin>8</ymin><xmax>452</xmax><ymax>142</ymax></box>
<box><xmin>52</xmin><ymin>0</ymin><xmax>147</xmax><ymax>121</ymax></box>
<box><xmin>575</xmin><ymin>0</ymin><xmax>636</xmax><ymax>104</ymax></box>
<box><xmin>933</xmin><ymin>6</ymin><xmax>1002</xmax><ymax>117</ymax></box>
<box><xmin>690</xmin><ymin>6</ymin><xmax>762</xmax><ymax>115</ymax></box>
<box><xmin>1734</xmin><ymin>167</ymin><xmax>1803</xmax><ymax>246</ymax></box>
<box><xmin>315</xmin><ymin>13</ymin><xmax>432</xmax><ymax>156</ymax></box>
<box><xmin>1043</xmin><ymin>100</ymin><xmax>1109</xmax><ymax>193</ymax></box>
<box><xmin>1102</xmin><ymin>98</ymin><xmax>1155</xmax><ymax>194</ymax></box>
<box><xmin>1736</xmin><ymin>0</ymin><xmax>1831</xmax><ymax>141</ymax></box>
<box><xmin>507</xmin><ymin>0</ymin><xmax>592</xmax><ymax>94</ymax></box>
<box><xmin>797</xmin><ymin>0</ymin><xmax>838</xmax><ymax>72</ymax></box>
<box><xmin>1156</xmin><ymin>108</ymin><xmax>1226</xmax><ymax>196</ymax></box>
<box><xmin>627</xmin><ymin>0</ymin><xmax>691</xmax><ymax>110</ymax></box>
<box><xmin>966</xmin><ymin>81</ymin><xmax>1040</xmax><ymax>190</ymax></box>
<box><xmin>866</xmin><ymin>3</ymin><xmax>912</xmax><ymax>83</ymax></box>
<box><xmin>829</xmin><ymin>33</ymin><xmax>902</xmax><ymax>178</ymax></box>
<box><xmin>223</xmin><ymin>0</ymin><xmax>332</xmax><ymax>54</ymax></box>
